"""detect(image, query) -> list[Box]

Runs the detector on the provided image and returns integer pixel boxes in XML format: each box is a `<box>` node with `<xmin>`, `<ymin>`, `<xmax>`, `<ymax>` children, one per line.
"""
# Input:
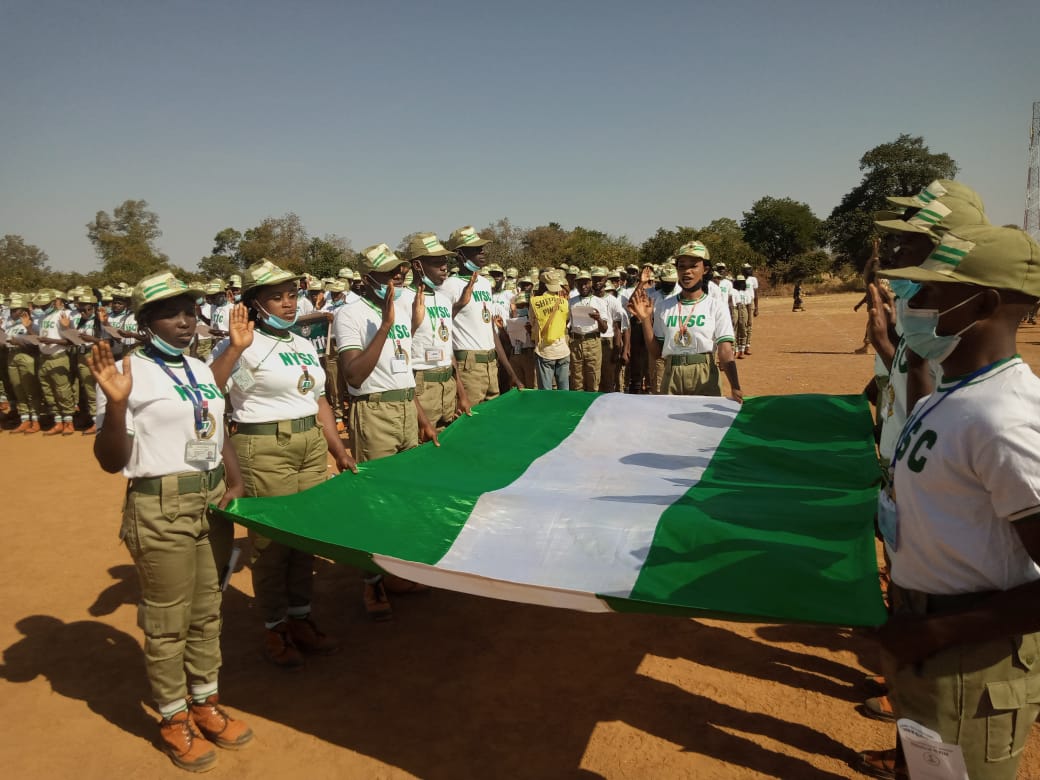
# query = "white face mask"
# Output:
<box><xmin>900</xmin><ymin>292</ymin><xmax>982</xmax><ymax>362</ymax></box>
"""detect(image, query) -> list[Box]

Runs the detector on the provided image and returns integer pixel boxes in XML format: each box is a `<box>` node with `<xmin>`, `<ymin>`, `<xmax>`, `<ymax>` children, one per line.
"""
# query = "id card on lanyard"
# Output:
<box><xmin>153</xmin><ymin>354</ymin><xmax>220</xmax><ymax>465</ymax></box>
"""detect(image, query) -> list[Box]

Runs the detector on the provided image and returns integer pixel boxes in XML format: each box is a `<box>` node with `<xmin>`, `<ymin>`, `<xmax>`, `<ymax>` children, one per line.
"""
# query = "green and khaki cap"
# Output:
<box><xmin>660</xmin><ymin>265</ymin><xmax>679</xmax><ymax>283</ymax></box>
<box><xmin>406</xmin><ymin>232</ymin><xmax>455</xmax><ymax>261</ymax></box>
<box><xmin>506</xmin><ymin>266</ymin><xmax>518</xmax><ymax>278</ymax></box>
<box><xmin>445</xmin><ymin>225</ymin><xmax>490</xmax><ymax>251</ymax></box>
<box><xmin>338</xmin><ymin>267</ymin><xmax>355</xmax><ymax>280</ymax></box>
<box><xmin>541</xmin><ymin>269</ymin><xmax>565</xmax><ymax>292</ymax></box>
<box><xmin>590</xmin><ymin>266</ymin><xmax>609</xmax><ymax>278</ymax></box>
<box><xmin>487</xmin><ymin>263</ymin><xmax>504</xmax><ymax>274</ymax></box>
<box><xmin>99</xmin><ymin>286</ymin><xmax>114</xmax><ymax>302</ymax></box>
<box><xmin>576</xmin><ymin>269</ymin><xmax>592</xmax><ymax>281</ymax></box>
<box><xmin>880</xmin><ymin>225</ymin><xmax>1040</xmax><ymax>298</ymax></box>
<box><xmin>604</xmin><ymin>280</ymin><xmax>617</xmax><ymax>292</ymax></box>
<box><xmin>204</xmin><ymin>279</ymin><xmax>225</xmax><ymax>295</ymax></box>
<box><xmin>359</xmin><ymin>243</ymin><xmax>405</xmax><ymax>273</ymax></box>
<box><xmin>514</xmin><ymin>291</ymin><xmax>530</xmax><ymax>305</ymax></box>
<box><xmin>32</xmin><ymin>289</ymin><xmax>59</xmax><ymax>305</ymax></box>
<box><xmin>608</xmin><ymin>267</ymin><xmax>622</xmax><ymax>278</ymax></box>
<box><xmin>79</xmin><ymin>293</ymin><xmax>98</xmax><ymax>304</ymax></box>
<box><xmin>241</xmin><ymin>259</ymin><xmax>302</xmax><ymax>295</ymax></box>
<box><xmin>504</xmin><ymin>278</ymin><xmax>517</xmax><ymax>291</ymax></box>
<box><xmin>227</xmin><ymin>274</ymin><xmax>243</xmax><ymax>289</ymax></box>
<box><xmin>675</xmin><ymin>241</ymin><xmax>711</xmax><ymax>261</ymax></box>
<box><xmin>325</xmin><ymin>279</ymin><xmax>347</xmax><ymax>293</ymax></box>
<box><xmin>886</xmin><ymin>179</ymin><xmax>986</xmax><ymax>212</ymax></box>
<box><xmin>875</xmin><ymin>194</ymin><xmax>989</xmax><ymax>240</ymax></box>
<box><xmin>7</xmin><ymin>293</ymin><xmax>28</xmax><ymax>309</ymax></box>
<box><xmin>132</xmin><ymin>272</ymin><xmax>205</xmax><ymax>314</ymax></box>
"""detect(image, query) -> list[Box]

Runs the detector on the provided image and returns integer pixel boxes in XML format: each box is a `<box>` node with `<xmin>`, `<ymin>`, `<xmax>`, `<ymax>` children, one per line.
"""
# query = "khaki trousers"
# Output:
<box><xmin>599</xmin><ymin>338</ymin><xmax>619</xmax><ymax>393</ymax></box>
<box><xmin>232</xmin><ymin>425</ymin><xmax>327</xmax><ymax>624</ymax></box>
<box><xmin>39</xmin><ymin>351</ymin><xmax>76</xmax><ymax>417</ymax></box>
<box><xmin>121</xmin><ymin>477</ymin><xmax>232</xmax><ymax>707</ymax></box>
<box><xmin>7</xmin><ymin>349</ymin><xmax>42</xmax><ymax>417</ymax></box>
<box><xmin>75</xmin><ymin>352</ymin><xmax>97</xmax><ymax>417</ymax></box>
<box><xmin>456</xmin><ymin>352</ymin><xmax>500</xmax><ymax>405</ymax></box>
<box><xmin>660</xmin><ymin>360</ymin><xmax>722</xmax><ymax>397</ymax></box>
<box><xmin>415</xmin><ymin>372</ymin><xmax>457</xmax><ymax>430</ymax></box>
<box><xmin>349</xmin><ymin>397</ymin><xmax>418</xmax><ymax>463</ymax></box>
<box><xmin>508</xmin><ymin>350</ymin><xmax>536</xmax><ymax>390</ymax></box>
<box><xmin>569</xmin><ymin>335</ymin><xmax>601</xmax><ymax>392</ymax></box>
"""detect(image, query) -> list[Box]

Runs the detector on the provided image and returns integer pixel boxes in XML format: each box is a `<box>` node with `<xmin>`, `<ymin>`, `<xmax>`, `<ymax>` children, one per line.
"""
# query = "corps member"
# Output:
<box><xmin>626</xmin><ymin>241</ymin><xmax>742</xmax><ymax>400</ymax></box>
<box><xmin>567</xmin><ymin>270</ymin><xmax>609</xmax><ymax>391</ymax></box>
<box><xmin>90</xmin><ymin>272</ymin><xmax>251</xmax><ymax>772</ymax></box>
<box><xmin>210</xmin><ymin>259</ymin><xmax>356</xmax><ymax>669</ymax></box>
<box><xmin>4</xmin><ymin>293</ymin><xmax>44</xmax><ymax>433</ymax></box>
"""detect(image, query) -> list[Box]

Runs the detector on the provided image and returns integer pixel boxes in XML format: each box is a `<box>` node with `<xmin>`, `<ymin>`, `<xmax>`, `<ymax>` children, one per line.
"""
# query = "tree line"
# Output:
<box><xmin>2</xmin><ymin>134</ymin><xmax>958</xmax><ymax>293</ymax></box>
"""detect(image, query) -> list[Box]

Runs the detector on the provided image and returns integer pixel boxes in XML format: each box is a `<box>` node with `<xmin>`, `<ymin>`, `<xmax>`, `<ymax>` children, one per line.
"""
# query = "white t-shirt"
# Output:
<box><xmin>568</xmin><ymin>293</ymin><xmax>611</xmax><ymax>336</ymax></box>
<box><xmin>97</xmin><ymin>352</ymin><xmax>227</xmax><ymax>478</ymax></box>
<box><xmin>440</xmin><ymin>275</ymin><xmax>496</xmax><ymax>351</ymax></box>
<box><xmin>745</xmin><ymin>275</ymin><xmax>759</xmax><ymax>303</ymax></box>
<box><xmin>888</xmin><ymin>358</ymin><xmax>1040</xmax><ymax>594</ymax></box>
<box><xmin>108</xmin><ymin>310</ymin><xmax>139</xmax><ymax>346</ymax></box>
<box><xmin>715</xmin><ymin>278</ymin><xmax>733</xmax><ymax>306</ymax></box>
<box><xmin>296</xmin><ymin>295</ymin><xmax>315</xmax><ymax>315</ymax></box>
<box><xmin>332</xmin><ymin>293</ymin><xmax>416</xmax><ymax>396</ymax></box>
<box><xmin>210</xmin><ymin>303</ymin><xmax>232</xmax><ymax>333</ymax></box>
<box><xmin>409</xmin><ymin>286</ymin><xmax>454</xmax><ymax>371</ymax></box>
<box><xmin>596</xmin><ymin>293</ymin><xmax>628</xmax><ymax>339</ymax></box>
<box><xmin>877</xmin><ymin>336</ymin><xmax>943</xmax><ymax>462</ymax></box>
<box><xmin>653</xmin><ymin>292</ymin><xmax>735</xmax><ymax>356</ymax></box>
<box><xmin>212</xmin><ymin>330</ymin><xmax>324</xmax><ymax>423</ymax></box>
<box><xmin>38</xmin><ymin>310</ymin><xmax>67</xmax><ymax>356</ymax></box>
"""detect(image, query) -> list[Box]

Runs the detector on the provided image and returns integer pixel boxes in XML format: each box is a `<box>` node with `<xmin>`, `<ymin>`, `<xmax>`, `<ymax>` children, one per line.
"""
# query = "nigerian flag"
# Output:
<box><xmin>216</xmin><ymin>391</ymin><xmax>887</xmax><ymax>627</ymax></box>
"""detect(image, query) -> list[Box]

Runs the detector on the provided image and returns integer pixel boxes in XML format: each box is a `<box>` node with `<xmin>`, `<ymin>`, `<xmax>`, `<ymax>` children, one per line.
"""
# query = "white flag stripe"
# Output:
<box><xmin>435</xmin><ymin>394</ymin><xmax>740</xmax><ymax>597</ymax></box>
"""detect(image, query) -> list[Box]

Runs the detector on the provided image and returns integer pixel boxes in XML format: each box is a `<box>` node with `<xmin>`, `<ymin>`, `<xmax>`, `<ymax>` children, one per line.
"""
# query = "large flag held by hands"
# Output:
<box><xmin>216</xmin><ymin>392</ymin><xmax>887</xmax><ymax>627</ymax></box>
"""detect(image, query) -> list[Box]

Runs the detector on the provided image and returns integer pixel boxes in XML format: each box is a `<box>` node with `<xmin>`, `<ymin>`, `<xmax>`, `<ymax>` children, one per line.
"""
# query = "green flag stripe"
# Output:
<box><xmin>215</xmin><ymin>391</ymin><xmax>598</xmax><ymax>565</ymax></box>
<box><xmin>623</xmin><ymin>394</ymin><xmax>886</xmax><ymax>626</ymax></box>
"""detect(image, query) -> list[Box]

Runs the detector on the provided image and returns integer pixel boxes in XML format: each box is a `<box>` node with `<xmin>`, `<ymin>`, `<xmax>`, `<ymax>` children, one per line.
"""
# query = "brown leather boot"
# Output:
<box><xmin>158</xmin><ymin>710</ymin><xmax>218</xmax><ymax>772</ymax></box>
<box><xmin>363</xmin><ymin>578</ymin><xmax>393</xmax><ymax>622</ymax></box>
<box><xmin>82</xmin><ymin>423</ymin><xmax>97</xmax><ymax>435</ymax></box>
<box><xmin>263</xmin><ymin>623</ymin><xmax>304</xmax><ymax>668</ymax></box>
<box><xmin>287</xmin><ymin>616</ymin><xmax>340</xmax><ymax>654</ymax></box>
<box><xmin>10</xmin><ymin>420</ymin><xmax>31</xmax><ymax>434</ymax></box>
<box><xmin>25</xmin><ymin>420</ymin><xmax>40</xmax><ymax>434</ymax></box>
<box><xmin>61</xmin><ymin>421</ymin><xmax>76</xmax><ymax>435</ymax></box>
<box><xmin>42</xmin><ymin>423</ymin><xmax>62</xmax><ymax>436</ymax></box>
<box><xmin>188</xmin><ymin>695</ymin><xmax>253</xmax><ymax>749</ymax></box>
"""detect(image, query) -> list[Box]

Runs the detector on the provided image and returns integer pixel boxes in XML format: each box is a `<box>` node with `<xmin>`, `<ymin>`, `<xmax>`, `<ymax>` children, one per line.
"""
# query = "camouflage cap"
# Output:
<box><xmin>486</xmin><ymin>263</ymin><xmax>504</xmax><ymax>274</ymax></box>
<box><xmin>32</xmin><ymin>289</ymin><xmax>58</xmax><ymax>306</ymax></box>
<box><xmin>406</xmin><ymin>232</ymin><xmax>455</xmax><ymax>261</ymax></box>
<box><xmin>660</xmin><ymin>265</ymin><xmax>679</xmax><ymax>283</ymax></box>
<box><xmin>99</xmin><ymin>286</ymin><xmax>114</xmax><ymax>302</ymax></box>
<box><xmin>338</xmin><ymin>267</ymin><xmax>355</xmax><ymax>280</ymax></box>
<box><xmin>227</xmin><ymin>274</ymin><xmax>243</xmax><ymax>289</ymax></box>
<box><xmin>604</xmin><ymin>281</ymin><xmax>617</xmax><ymax>292</ymax></box>
<box><xmin>7</xmin><ymin>293</ymin><xmax>28</xmax><ymax>309</ymax></box>
<box><xmin>359</xmin><ymin>244</ymin><xmax>404</xmax><ymax>274</ymax></box>
<box><xmin>625</xmin><ymin>262</ymin><xmax>639</xmax><ymax>272</ymax></box>
<box><xmin>79</xmin><ymin>293</ymin><xmax>98</xmax><ymax>305</ymax></box>
<box><xmin>514</xmin><ymin>291</ymin><xmax>530</xmax><ymax>305</ymax></box>
<box><xmin>541</xmin><ymin>269</ymin><xmax>565</xmax><ymax>293</ymax></box>
<box><xmin>880</xmin><ymin>225</ymin><xmax>1040</xmax><ymax>298</ymax></box>
<box><xmin>576</xmin><ymin>269</ymin><xmax>592</xmax><ymax>281</ymax></box>
<box><xmin>241</xmin><ymin>259</ymin><xmax>302</xmax><ymax>295</ymax></box>
<box><xmin>504</xmin><ymin>278</ymin><xmax>516</xmax><ymax>290</ymax></box>
<box><xmin>886</xmin><ymin>180</ymin><xmax>986</xmax><ymax>213</ymax></box>
<box><xmin>875</xmin><ymin>194</ymin><xmax>989</xmax><ymax>241</ymax></box>
<box><xmin>204</xmin><ymin>279</ymin><xmax>225</xmax><ymax>295</ymax></box>
<box><xmin>325</xmin><ymin>279</ymin><xmax>347</xmax><ymax>293</ymax></box>
<box><xmin>675</xmin><ymin>241</ymin><xmax>711</xmax><ymax>261</ymax></box>
<box><xmin>568</xmin><ymin>265</ymin><xmax>579</xmax><ymax>275</ymax></box>
<box><xmin>445</xmin><ymin>225</ymin><xmax>490</xmax><ymax>251</ymax></box>
<box><xmin>590</xmin><ymin>266</ymin><xmax>609</xmax><ymax>278</ymax></box>
<box><xmin>506</xmin><ymin>266</ymin><xmax>518</xmax><ymax>278</ymax></box>
<box><xmin>608</xmin><ymin>267</ymin><xmax>622</xmax><ymax>278</ymax></box>
<box><xmin>131</xmin><ymin>272</ymin><xmax>205</xmax><ymax>314</ymax></box>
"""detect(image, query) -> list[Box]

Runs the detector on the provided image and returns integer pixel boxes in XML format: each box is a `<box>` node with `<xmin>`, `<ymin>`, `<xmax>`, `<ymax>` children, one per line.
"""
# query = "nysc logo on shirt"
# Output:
<box><xmin>666</xmin><ymin>314</ymin><xmax>707</xmax><ymax>328</ymax></box>
<box><xmin>472</xmin><ymin>290</ymin><xmax>492</xmax><ymax>302</ymax></box>
<box><xmin>427</xmin><ymin>306</ymin><xmax>450</xmax><ymax>319</ymax></box>
<box><xmin>173</xmin><ymin>384</ymin><xmax>223</xmax><ymax>402</ymax></box>
<box><xmin>278</xmin><ymin>352</ymin><xmax>320</xmax><ymax>367</ymax></box>
<box><xmin>385</xmin><ymin>324</ymin><xmax>411</xmax><ymax>340</ymax></box>
<box><xmin>894</xmin><ymin>421</ymin><xmax>937</xmax><ymax>473</ymax></box>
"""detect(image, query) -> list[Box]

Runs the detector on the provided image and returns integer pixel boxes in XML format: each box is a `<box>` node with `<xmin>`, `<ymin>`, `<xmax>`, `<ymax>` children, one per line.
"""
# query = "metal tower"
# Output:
<box><xmin>1026</xmin><ymin>101</ymin><xmax>1040</xmax><ymax>242</ymax></box>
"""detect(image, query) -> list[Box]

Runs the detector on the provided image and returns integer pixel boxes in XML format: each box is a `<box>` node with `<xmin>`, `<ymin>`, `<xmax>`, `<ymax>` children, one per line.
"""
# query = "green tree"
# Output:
<box><xmin>86</xmin><ymin>199</ymin><xmax>170</xmax><ymax>283</ymax></box>
<box><xmin>523</xmin><ymin>222</ymin><xmax>570</xmax><ymax>270</ymax></box>
<box><xmin>0</xmin><ymin>235</ymin><xmax>51</xmax><ymax>291</ymax></box>
<box><xmin>480</xmin><ymin>218</ymin><xmax>527</xmax><ymax>272</ymax></box>
<box><xmin>821</xmin><ymin>134</ymin><xmax>958</xmax><ymax>270</ymax></box>
<box><xmin>639</xmin><ymin>226</ymin><xmax>700</xmax><ymax>266</ymax></box>
<box><xmin>740</xmin><ymin>197</ymin><xmax>822</xmax><ymax>281</ymax></box>
<box><xmin>198</xmin><ymin>227</ymin><xmax>244</xmax><ymax>280</ymax></box>
<box><xmin>692</xmin><ymin>219</ymin><xmax>765</xmax><ymax>273</ymax></box>
<box><xmin>238</xmin><ymin>213</ymin><xmax>309</xmax><ymax>271</ymax></box>
<box><xmin>305</xmin><ymin>234</ymin><xmax>353</xmax><ymax>279</ymax></box>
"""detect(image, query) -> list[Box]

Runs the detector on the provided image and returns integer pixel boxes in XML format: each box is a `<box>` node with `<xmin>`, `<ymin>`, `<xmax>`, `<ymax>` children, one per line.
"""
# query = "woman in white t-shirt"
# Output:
<box><xmin>210</xmin><ymin>260</ymin><xmax>356</xmax><ymax>669</ymax></box>
<box><xmin>90</xmin><ymin>272</ymin><xmax>251</xmax><ymax>772</ymax></box>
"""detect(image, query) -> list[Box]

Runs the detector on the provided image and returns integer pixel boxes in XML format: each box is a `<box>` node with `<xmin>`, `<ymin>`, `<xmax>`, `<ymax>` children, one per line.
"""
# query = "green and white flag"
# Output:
<box><xmin>216</xmin><ymin>392</ymin><xmax>886</xmax><ymax>626</ymax></box>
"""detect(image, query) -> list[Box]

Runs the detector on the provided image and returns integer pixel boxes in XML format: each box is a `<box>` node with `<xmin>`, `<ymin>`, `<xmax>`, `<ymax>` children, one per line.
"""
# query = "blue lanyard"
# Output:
<box><xmin>889</xmin><ymin>359</ymin><xmax>1000</xmax><ymax>473</ymax></box>
<box><xmin>152</xmin><ymin>354</ymin><xmax>208</xmax><ymax>435</ymax></box>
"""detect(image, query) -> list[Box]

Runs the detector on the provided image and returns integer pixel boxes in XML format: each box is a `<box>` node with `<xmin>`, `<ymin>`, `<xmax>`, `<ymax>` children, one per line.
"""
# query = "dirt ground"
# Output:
<box><xmin>3</xmin><ymin>291</ymin><xmax>1040</xmax><ymax>779</ymax></box>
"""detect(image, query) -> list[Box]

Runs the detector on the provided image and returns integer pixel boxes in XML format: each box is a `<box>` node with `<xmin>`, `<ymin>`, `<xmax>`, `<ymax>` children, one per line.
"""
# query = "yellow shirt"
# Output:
<box><xmin>530</xmin><ymin>293</ymin><xmax>569</xmax><ymax>359</ymax></box>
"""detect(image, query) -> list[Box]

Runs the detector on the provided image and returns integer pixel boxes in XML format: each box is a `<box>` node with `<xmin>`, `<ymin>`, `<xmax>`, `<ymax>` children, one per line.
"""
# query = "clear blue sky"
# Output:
<box><xmin>2</xmin><ymin>0</ymin><xmax>1038</xmax><ymax>273</ymax></box>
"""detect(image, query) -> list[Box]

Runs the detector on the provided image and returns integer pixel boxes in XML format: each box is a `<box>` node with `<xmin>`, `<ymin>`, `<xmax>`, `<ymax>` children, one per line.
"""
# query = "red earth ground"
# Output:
<box><xmin>2</xmin><ymin>291</ymin><xmax>1039</xmax><ymax>779</ymax></box>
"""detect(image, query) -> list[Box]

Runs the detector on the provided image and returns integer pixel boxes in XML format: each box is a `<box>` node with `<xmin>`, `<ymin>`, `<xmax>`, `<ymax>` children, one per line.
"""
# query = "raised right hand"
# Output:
<box><xmin>381</xmin><ymin>281</ymin><xmax>396</xmax><ymax>327</ymax></box>
<box><xmin>228</xmin><ymin>303</ymin><xmax>254</xmax><ymax>351</ymax></box>
<box><xmin>87</xmin><ymin>341</ymin><xmax>133</xmax><ymax>404</ymax></box>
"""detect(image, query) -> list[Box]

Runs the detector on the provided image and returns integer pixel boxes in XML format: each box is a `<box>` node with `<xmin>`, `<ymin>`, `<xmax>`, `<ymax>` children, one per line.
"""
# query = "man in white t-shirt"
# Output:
<box><xmin>439</xmin><ymin>226</ymin><xmax>523</xmax><ymax>405</ymax></box>
<box><xmin>35</xmin><ymin>289</ymin><xmax>77</xmax><ymax>434</ymax></box>
<box><xmin>591</xmin><ymin>266</ymin><xmax>627</xmax><ymax>392</ymax></box>
<box><xmin>867</xmin><ymin>226</ymin><xmax>1040</xmax><ymax>780</ymax></box>
<box><xmin>740</xmin><ymin>263</ymin><xmax>759</xmax><ymax>355</ymax></box>
<box><xmin>567</xmin><ymin>269</ymin><xmax>609</xmax><ymax>391</ymax></box>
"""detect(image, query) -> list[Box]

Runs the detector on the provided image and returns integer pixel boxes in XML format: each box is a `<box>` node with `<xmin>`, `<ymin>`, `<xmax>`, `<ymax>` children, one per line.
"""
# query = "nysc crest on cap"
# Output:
<box><xmin>132</xmin><ymin>272</ymin><xmax>205</xmax><ymax>315</ymax></box>
<box><xmin>359</xmin><ymin>243</ymin><xmax>405</xmax><ymax>274</ymax></box>
<box><xmin>875</xmin><ymin>194</ymin><xmax>989</xmax><ymax>241</ymax></box>
<box><xmin>406</xmin><ymin>232</ymin><xmax>455</xmax><ymax>262</ymax></box>
<box><xmin>241</xmin><ymin>259</ymin><xmax>302</xmax><ymax>296</ymax></box>
<box><xmin>675</xmin><ymin>241</ymin><xmax>711</xmax><ymax>261</ymax></box>
<box><xmin>445</xmin><ymin>225</ymin><xmax>490</xmax><ymax>251</ymax></box>
<box><xmin>880</xmin><ymin>225</ymin><xmax>1040</xmax><ymax>299</ymax></box>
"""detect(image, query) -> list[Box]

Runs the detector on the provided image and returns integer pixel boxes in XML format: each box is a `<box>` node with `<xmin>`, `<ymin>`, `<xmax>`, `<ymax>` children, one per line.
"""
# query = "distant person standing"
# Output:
<box><xmin>792</xmin><ymin>281</ymin><xmax>805</xmax><ymax>312</ymax></box>
<box><xmin>741</xmin><ymin>263</ymin><xmax>759</xmax><ymax>356</ymax></box>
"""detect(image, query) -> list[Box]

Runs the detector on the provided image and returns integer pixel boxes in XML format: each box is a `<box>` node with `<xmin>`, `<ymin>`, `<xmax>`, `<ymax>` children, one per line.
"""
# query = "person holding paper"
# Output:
<box><xmin>89</xmin><ymin>272</ymin><xmax>251</xmax><ymax>772</ymax></box>
<box><xmin>211</xmin><ymin>259</ymin><xmax>355</xmax><ymax>666</ymax></box>
<box><xmin>530</xmin><ymin>270</ymin><xmax>571</xmax><ymax>390</ymax></box>
<box><xmin>567</xmin><ymin>270</ymin><xmax>609</xmax><ymax>391</ymax></box>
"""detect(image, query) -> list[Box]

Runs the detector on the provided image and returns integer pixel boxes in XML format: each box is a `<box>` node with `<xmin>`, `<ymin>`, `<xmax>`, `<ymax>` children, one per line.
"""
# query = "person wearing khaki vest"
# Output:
<box><xmin>334</xmin><ymin>244</ymin><xmax>440</xmax><ymax>620</ymax></box>
<box><xmin>90</xmin><ymin>272</ymin><xmax>252</xmax><ymax>772</ymax></box>
<box><xmin>34</xmin><ymin>290</ymin><xmax>77</xmax><ymax>434</ymax></box>
<box><xmin>211</xmin><ymin>260</ymin><xmax>356</xmax><ymax>669</ymax></box>
<box><xmin>4</xmin><ymin>294</ymin><xmax>44</xmax><ymax>433</ymax></box>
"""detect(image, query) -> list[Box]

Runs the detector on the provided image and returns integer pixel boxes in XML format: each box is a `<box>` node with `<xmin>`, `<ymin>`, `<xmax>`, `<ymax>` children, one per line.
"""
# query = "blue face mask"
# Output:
<box><xmin>368</xmin><ymin>277</ymin><xmax>402</xmax><ymax>301</ymax></box>
<box><xmin>900</xmin><ymin>293</ymin><xmax>981</xmax><ymax>362</ymax></box>
<box><xmin>889</xmin><ymin>279</ymin><xmax>921</xmax><ymax>300</ymax></box>
<box><xmin>258</xmin><ymin>305</ymin><xmax>298</xmax><ymax>330</ymax></box>
<box><xmin>463</xmin><ymin>259</ymin><xmax>481</xmax><ymax>274</ymax></box>
<box><xmin>422</xmin><ymin>274</ymin><xmax>438</xmax><ymax>290</ymax></box>
<box><xmin>233</xmin><ymin>294</ymin><xmax>242</xmax><ymax>303</ymax></box>
<box><xmin>150</xmin><ymin>332</ymin><xmax>188</xmax><ymax>357</ymax></box>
